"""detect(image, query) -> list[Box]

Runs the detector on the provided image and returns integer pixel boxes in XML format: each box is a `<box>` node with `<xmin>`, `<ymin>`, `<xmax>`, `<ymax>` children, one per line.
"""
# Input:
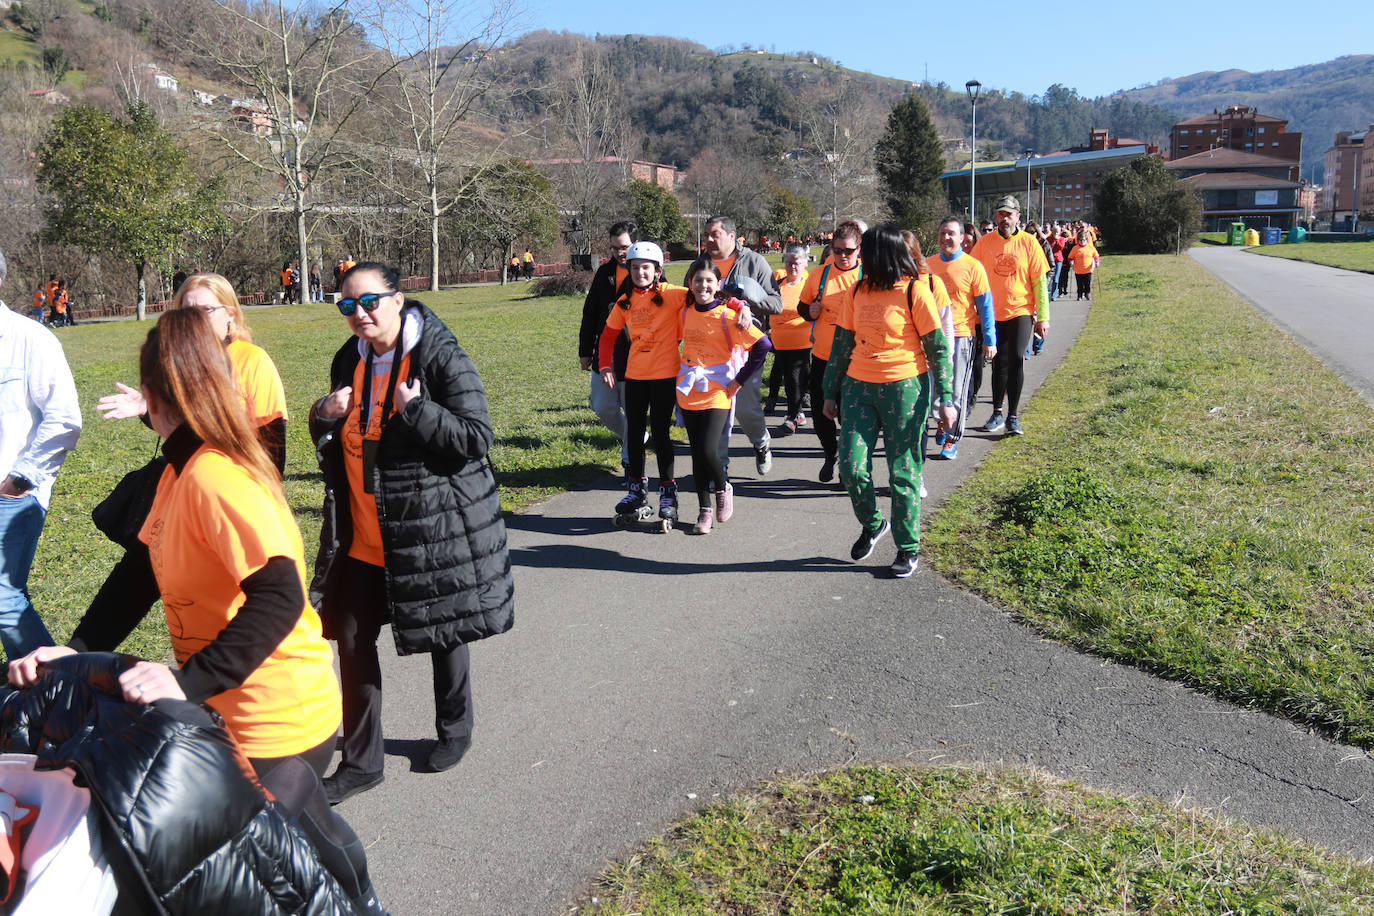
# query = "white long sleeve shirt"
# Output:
<box><xmin>0</xmin><ymin>301</ymin><xmax>81</xmax><ymax>510</ymax></box>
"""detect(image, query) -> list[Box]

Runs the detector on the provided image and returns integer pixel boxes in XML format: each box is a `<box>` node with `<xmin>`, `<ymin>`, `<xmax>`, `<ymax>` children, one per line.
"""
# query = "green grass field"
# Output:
<box><xmin>572</xmin><ymin>765</ymin><xmax>1374</xmax><ymax>914</ymax></box>
<box><xmin>925</xmin><ymin>254</ymin><xmax>1374</xmax><ymax>748</ymax></box>
<box><xmin>1250</xmin><ymin>239</ymin><xmax>1374</xmax><ymax>273</ymax></box>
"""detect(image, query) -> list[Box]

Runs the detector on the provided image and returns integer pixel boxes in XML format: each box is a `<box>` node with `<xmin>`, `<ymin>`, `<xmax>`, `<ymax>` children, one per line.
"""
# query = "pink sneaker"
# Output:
<box><xmin>693</xmin><ymin>506</ymin><xmax>714</xmax><ymax>534</ymax></box>
<box><xmin>715</xmin><ymin>482</ymin><xmax>734</xmax><ymax>523</ymax></box>
<box><xmin>793</xmin><ymin>413</ymin><xmax>807</xmax><ymax>428</ymax></box>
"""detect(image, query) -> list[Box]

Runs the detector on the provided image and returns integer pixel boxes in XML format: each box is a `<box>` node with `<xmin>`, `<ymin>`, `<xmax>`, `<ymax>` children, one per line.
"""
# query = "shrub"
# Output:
<box><xmin>1095</xmin><ymin>156</ymin><xmax>1202</xmax><ymax>254</ymax></box>
<box><xmin>532</xmin><ymin>269</ymin><xmax>593</xmax><ymax>297</ymax></box>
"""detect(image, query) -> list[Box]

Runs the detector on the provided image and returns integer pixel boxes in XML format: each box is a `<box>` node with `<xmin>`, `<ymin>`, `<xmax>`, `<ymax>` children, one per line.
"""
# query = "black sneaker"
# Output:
<box><xmin>428</xmin><ymin>735</ymin><xmax>472</xmax><ymax>773</ymax></box>
<box><xmin>323</xmin><ymin>767</ymin><xmax>385</xmax><ymax>805</ymax></box>
<box><xmin>819</xmin><ymin>457</ymin><xmax>836</xmax><ymax>483</ymax></box>
<box><xmin>755</xmin><ymin>444</ymin><xmax>772</xmax><ymax>475</ymax></box>
<box><xmin>1005</xmin><ymin>415</ymin><xmax>1023</xmax><ymax>436</ymax></box>
<box><xmin>849</xmin><ymin>519</ymin><xmax>891</xmax><ymax>561</ymax></box>
<box><xmin>979</xmin><ymin>410</ymin><xmax>1005</xmax><ymax>433</ymax></box>
<box><xmin>890</xmin><ymin>551</ymin><xmax>919</xmax><ymax>578</ymax></box>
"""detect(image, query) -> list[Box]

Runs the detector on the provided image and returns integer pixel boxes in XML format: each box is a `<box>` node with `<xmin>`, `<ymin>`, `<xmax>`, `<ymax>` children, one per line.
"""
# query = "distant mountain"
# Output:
<box><xmin>1118</xmin><ymin>55</ymin><xmax>1374</xmax><ymax>183</ymax></box>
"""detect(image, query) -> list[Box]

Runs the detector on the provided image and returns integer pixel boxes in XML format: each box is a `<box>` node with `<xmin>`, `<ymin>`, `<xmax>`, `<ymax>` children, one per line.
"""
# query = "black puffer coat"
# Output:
<box><xmin>310</xmin><ymin>300</ymin><xmax>515</xmax><ymax>655</ymax></box>
<box><xmin>0</xmin><ymin>653</ymin><xmax>353</xmax><ymax>915</ymax></box>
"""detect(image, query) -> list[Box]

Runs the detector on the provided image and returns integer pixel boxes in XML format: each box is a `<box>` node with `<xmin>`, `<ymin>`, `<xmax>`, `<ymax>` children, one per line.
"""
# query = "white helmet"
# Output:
<box><xmin>625</xmin><ymin>241</ymin><xmax>664</xmax><ymax>266</ymax></box>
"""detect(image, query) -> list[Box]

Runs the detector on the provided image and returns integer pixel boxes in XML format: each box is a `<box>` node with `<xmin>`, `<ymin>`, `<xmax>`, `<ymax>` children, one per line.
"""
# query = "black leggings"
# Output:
<box><xmin>773</xmin><ymin>348</ymin><xmax>811</xmax><ymax>418</ymax></box>
<box><xmin>969</xmin><ymin>324</ymin><xmax>985</xmax><ymax>405</ymax></box>
<box><xmin>681</xmin><ymin>408</ymin><xmax>730</xmax><ymax>506</ymax></box>
<box><xmin>624</xmin><ymin>377</ymin><xmax>677</xmax><ymax>480</ymax></box>
<box><xmin>991</xmin><ymin>315</ymin><xmax>1034</xmax><ymax>418</ymax></box>
<box><xmin>1075</xmin><ymin>272</ymin><xmax>1093</xmax><ymax>297</ymax></box>
<box><xmin>808</xmin><ymin>354</ymin><xmax>838</xmax><ymax>460</ymax></box>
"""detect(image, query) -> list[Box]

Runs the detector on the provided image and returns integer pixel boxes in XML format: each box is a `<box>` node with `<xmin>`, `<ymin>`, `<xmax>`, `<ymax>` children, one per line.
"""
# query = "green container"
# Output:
<box><xmin>1227</xmin><ymin>222</ymin><xmax>1246</xmax><ymax>245</ymax></box>
<box><xmin>1288</xmin><ymin>226</ymin><xmax>1307</xmax><ymax>243</ymax></box>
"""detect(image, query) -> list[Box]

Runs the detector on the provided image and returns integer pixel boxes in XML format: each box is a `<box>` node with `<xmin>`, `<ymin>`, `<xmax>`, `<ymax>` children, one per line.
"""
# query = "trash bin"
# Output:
<box><xmin>1288</xmin><ymin>227</ymin><xmax>1307</xmax><ymax>243</ymax></box>
<box><xmin>1227</xmin><ymin>222</ymin><xmax>1246</xmax><ymax>246</ymax></box>
<box><xmin>1262</xmin><ymin>227</ymin><xmax>1282</xmax><ymax>245</ymax></box>
<box><xmin>1243</xmin><ymin>229</ymin><xmax>1260</xmax><ymax>246</ymax></box>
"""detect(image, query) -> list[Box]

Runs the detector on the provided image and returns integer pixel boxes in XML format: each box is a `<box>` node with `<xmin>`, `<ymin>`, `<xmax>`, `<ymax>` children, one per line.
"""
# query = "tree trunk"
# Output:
<box><xmin>296</xmin><ymin>204</ymin><xmax>309</xmax><ymax>306</ymax></box>
<box><xmin>430</xmin><ymin>184</ymin><xmax>441</xmax><ymax>292</ymax></box>
<box><xmin>136</xmin><ymin>257</ymin><xmax>147</xmax><ymax>321</ymax></box>
<box><xmin>501</xmin><ymin>241</ymin><xmax>510</xmax><ymax>285</ymax></box>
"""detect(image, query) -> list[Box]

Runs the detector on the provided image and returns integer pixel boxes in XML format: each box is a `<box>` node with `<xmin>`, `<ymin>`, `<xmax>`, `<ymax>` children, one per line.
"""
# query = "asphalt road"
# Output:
<box><xmin>1190</xmin><ymin>244</ymin><xmax>1374</xmax><ymax>404</ymax></box>
<box><xmin>334</xmin><ymin>285</ymin><xmax>1374</xmax><ymax>915</ymax></box>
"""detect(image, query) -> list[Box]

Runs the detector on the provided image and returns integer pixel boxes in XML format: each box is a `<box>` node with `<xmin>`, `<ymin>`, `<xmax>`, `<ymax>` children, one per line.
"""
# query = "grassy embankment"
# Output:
<box><xmin>1249</xmin><ymin>239</ymin><xmax>1374</xmax><ymax>273</ymax></box>
<box><xmin>570</xmin><ymin>765</ymin><xmax>1374</xmax><ymax>913</ymax></box>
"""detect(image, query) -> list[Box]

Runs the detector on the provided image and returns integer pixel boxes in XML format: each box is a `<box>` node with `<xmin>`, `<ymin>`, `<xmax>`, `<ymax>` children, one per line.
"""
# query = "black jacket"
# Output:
<box><xmin>0</xmin><ymin>653</ymin><xmax>353</xmax><ymax>915</ymax></box>
<box><xmin>309</xmin><ymin>300</ymin><xmax>515</xmax><ymax>655</ymax></box>
<box><xmin>578</xmin><ymin>258</ymin><xmax>629</xmax><ymax>376</ymax></box>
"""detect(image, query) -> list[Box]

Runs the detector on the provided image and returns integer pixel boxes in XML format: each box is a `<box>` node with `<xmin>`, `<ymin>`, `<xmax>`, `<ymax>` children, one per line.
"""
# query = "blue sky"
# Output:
<box><xmin>518</xmin><ymin>2</ymin><xmax>1372</xmax><ymax>100</ymax></box>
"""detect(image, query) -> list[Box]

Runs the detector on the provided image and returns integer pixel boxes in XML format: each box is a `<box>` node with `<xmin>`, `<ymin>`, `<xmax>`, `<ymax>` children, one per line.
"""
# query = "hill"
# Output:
<box><xmin>1120</xmin><ymin>55</ymin><xmax>1374</xmax><ymax>182</ymax></box>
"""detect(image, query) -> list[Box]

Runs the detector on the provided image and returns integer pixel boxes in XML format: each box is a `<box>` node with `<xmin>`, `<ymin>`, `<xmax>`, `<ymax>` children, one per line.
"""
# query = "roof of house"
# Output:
<box><xmin>1177</xmin><ymin>171</ymin><xmax>1300</xmax><ymax>190</ymax></box>
<box><xmin>1166</xmin><ymin>147</ymin><xmax>1298</xmax><ymax>170</ymax></box>
<box><xmin>1174</xmin><ymin>110</ymin><xmax>1288</xmax><ymax>127</ymax></box>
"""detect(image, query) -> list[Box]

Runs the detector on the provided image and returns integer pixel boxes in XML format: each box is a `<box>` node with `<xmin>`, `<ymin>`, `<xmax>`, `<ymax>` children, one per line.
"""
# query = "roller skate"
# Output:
<box><xmin>613</xmin><ymin>477</ymin><xmax>652</xmax><ymax>527</ymax></box>
<box><xmin>656</xmin><ymin>480</ymin><xmax>678</xmax><ymax>533</ymax></box>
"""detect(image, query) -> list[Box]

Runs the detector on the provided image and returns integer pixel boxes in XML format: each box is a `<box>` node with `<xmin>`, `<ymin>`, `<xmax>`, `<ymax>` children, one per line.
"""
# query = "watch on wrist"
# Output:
<box><xmin>8</xmin><ymin>474</ymin><xmax>33</xmax><ymax>493</ymax></box>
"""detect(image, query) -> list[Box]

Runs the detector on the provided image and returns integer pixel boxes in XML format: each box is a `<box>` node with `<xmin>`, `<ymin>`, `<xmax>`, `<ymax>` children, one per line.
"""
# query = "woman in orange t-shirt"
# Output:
<box><xmin>1071</xmin><ymin>230</ymin><xmax>1099</xmax><ymax>300</ymax></box>
<box><xmin>767</xmin><ymin>244</ymin><xmax>813</xmax><ymax>435</ymax></box>
<box><xmin>95</xmin><ymin>272</ymin><xmax>290</xmax><ymax>473</ymax></box>
<box><xmin>598</xmin><ymin>241</ymin><xmax>688</xmax><ymax>522</ymax></box>
<box><xmin>676</xmin><ymin>259</ymin><xmax>771</xmax><ymax>534</ymax></box>
<box><xmin>821</xmin><ymin>226</ymin><xmax>958</xmax><ymax>579</ymax></box>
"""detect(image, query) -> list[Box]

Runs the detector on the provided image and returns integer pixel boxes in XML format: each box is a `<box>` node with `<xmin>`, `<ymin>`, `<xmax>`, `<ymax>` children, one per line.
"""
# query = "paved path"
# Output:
<box><xmin>1190</xmin><ymin>245</ymin><xmax>1374</xmax><ymax>404</ymax></box>
<box><xmin>336</xmin><ymin>289</ymin><xmax>1374</xmax><ymax>915</ymax></box>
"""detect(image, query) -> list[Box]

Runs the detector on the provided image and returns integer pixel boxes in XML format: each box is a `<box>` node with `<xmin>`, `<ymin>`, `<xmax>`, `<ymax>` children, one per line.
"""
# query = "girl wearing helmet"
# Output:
<box><xmin>598</xmin><ymin>242</ymin><xmax>687</xmax><ymax>526</ymax></box>
<box><xmin>676</xmin><ymin>259</ymin><xmax>772</xmax><ymax>534</ymax></box>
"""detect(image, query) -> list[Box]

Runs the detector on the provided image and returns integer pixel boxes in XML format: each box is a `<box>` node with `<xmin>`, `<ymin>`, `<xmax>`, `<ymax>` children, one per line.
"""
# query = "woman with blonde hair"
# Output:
<box><xmin>96</xmin><ymin>272</ymin><xmax>289</xmax><ymax>471</ymax></box>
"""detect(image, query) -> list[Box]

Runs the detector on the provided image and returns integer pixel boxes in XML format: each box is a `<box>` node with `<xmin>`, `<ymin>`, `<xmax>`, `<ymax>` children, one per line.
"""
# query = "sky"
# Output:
<box><xmin>517</xmin><ymin>2</ymin><xmax>1372</xmax><ymax>100</ymax></box>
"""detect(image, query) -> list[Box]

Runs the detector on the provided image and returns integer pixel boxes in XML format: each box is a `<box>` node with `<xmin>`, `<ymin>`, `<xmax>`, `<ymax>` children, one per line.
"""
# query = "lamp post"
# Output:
<box><xmin>1024</xmin><ymin>148</ymin><xmax>1034</xmax><ymax>221</ymax></box>
<box><xmin>966</xmin><ymin>80</ymin><xmax>981</xmax><ymax>221</ymax></box>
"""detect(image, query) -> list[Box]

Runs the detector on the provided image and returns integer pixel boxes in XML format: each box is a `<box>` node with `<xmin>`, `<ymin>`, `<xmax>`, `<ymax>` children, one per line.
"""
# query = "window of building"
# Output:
<box><xmin>1246</xmin><ymin>127</ymin><xmax>1254</xmax><ymax>136</ymax></box>
<box><xmin>1180</xmin><ymin>129</ymin><xmax>1188</xmax><ymax>136</ymax></box>
<box><xmin>1179</xmin><ymin>145</ymin><xmax>1188</xmax><ymax>152</ymax></box>
<box><xmin>1273</xmin><ymin>142</ymin><xmax>1280</xmax><ymax>148</ymax></box>
<box><xmin>1257</xmin><ymin>127</ymin><xmax>1265</xmax><ymax>134</ymax></box>
<box><xmin>1245</xmin><ymin>142</ymin><xmax>1253</xmax><ymax>149</ymax></box>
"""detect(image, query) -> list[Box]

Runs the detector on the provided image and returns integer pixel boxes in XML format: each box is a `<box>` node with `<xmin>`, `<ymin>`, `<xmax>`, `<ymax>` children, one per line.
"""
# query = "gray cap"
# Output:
<box><xmin>993</xmin><ymin>195</ymin><xmax>1021</xmax><ymax>213</ymax></box>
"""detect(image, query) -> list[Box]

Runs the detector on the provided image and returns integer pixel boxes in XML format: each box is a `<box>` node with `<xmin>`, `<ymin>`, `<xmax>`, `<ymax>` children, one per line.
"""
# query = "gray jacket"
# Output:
<box><xmin>721</xmin><ymin>245</ymin><xmax>782</xmax><ymax>330</ymax></box>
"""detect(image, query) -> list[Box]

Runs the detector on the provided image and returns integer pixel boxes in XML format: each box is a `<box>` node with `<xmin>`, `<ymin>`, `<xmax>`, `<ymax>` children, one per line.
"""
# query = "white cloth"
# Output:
<box><xmin>0</xmin><ymin>754</ymin><xmax>117</xmax><ymax>914</ymax></box>
<box><xmin>0</xmin><ymin>302</ymin><xmax>81</xmax><ymax>510</ymax></box>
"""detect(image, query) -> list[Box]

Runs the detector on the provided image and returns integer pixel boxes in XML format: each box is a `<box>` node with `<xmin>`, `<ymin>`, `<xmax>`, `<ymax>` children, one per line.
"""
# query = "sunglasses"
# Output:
<box><xmin>336</xmin><ymin>292</ymin><xmax>392</xmax><ymax>316</ymax></box>
<box><xmin>832</xmin><ymin>246</ymin><xmax>858</xmax><ymax>256</ymax></box>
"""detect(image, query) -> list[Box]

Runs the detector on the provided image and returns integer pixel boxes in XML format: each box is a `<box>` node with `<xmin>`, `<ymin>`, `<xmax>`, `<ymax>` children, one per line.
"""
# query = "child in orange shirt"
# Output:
<box><xmin>676</xmin><ymin>259</ymin><xmax>771</xmax><ymax>534</ymax></box>
<box><xmin>598</xmin><ymin>242</ymin><xmax>688</xmax><ymax>523</ymax></box>
<box><xmin>1071</xmin><ymin>231</ymin><xmax>1099</xmax><ymax>300</ymax></box>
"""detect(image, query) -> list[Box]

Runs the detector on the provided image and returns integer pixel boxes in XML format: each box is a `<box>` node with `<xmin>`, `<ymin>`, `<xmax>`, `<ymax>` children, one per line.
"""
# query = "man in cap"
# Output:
<box><xmin>969</xmin><ymin>195</ymin><xmax>1050</xmax><ymax>437</ymax></box>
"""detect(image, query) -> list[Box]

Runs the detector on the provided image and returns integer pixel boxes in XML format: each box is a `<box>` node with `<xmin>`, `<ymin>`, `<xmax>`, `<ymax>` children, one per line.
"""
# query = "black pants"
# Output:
<box><xmin>968</xmin><ymin>324</ymin><xmax>985</xmax><ymax>407</ymax></box>
<box><xmin>1075</xmin><ymin>272</ymin><xmax>1093</xmax><ymax>297</ymax></box>
<box><xmin>330</xmin><ymin>557</ymin><xmax>472</xmax><ymax>775</ymax></box>
<box><xmin>991</xmin><ymin>315</ymin><xmax>1035</xmax><ymax>418</ymax></box>
<box><xmin>623</xmin><ymin>377</ymin><xmax>677</xmax><ymax>481</ymax></box>
<box><xmin>773</xmin><ymin>348</ymin><xmax>811</xmax><ymax>418</ymax></box>
<box><xmin>681</xmin><ymin>407</ymin><xmax>729</xmax><ymax>506</ymax></box>
<box><xmin>808</xmin><ymin>354</ymin><xmax>838</xmax><ymax>460</ymax></box>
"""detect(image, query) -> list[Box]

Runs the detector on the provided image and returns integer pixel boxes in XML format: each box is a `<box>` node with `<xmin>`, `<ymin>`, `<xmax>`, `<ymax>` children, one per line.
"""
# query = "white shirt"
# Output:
<box><xmin>0</xmin><ymin>301</ymin><xmax>82</xmax><ymax>510</ymax></box>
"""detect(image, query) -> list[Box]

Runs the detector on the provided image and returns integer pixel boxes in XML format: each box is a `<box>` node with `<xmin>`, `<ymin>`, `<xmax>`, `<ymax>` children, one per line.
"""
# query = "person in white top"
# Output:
<box><xmin>0</xmin><ymin>248</ymin><xmax>81</xmax><ymax>660</ymax></box>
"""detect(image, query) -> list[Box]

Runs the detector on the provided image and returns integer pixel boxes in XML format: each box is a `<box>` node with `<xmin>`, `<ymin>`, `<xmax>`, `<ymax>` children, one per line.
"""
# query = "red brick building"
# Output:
<box><xmin>1322</xmin><ymin>129</ymin><xmax>1370</xmax><ymax>226</ymax></box>
<box><xmin>1170</xmin><ymin>106</ymin><xmax>1302</xmax><ymax>167</ymax></box>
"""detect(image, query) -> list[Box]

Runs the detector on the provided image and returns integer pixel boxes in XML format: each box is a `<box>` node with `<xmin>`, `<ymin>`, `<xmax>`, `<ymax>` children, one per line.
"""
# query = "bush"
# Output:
<box><xmin>1095</xmin><ymin>156</ymin><xmax>1201</xmax><ymax>254</ymax></box>
<box><xmin>531</xmin><ymin>269</ymin><xmax>593</xmax><ymax>297</ymax></box>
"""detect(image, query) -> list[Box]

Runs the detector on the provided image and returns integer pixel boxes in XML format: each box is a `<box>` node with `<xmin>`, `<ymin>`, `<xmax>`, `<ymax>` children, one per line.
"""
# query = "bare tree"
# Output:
<box><xmin>365</xmin><ymin>0</ymin><xmax>519</xmax><ymax>289</ymax></box>
<box><xmin>792</xmin><ymin>80</ymin><xmax>882</xmax><ymax>228</ymax></box>
<box><xmin>551</xmin><ymin>47</ymin><xmax>628</xmax><ymax>254</ymax></box>
<box><xmin>186</xmin><ymin>0</ymin><xmax>395</xmax><ymax>287</ymax></box>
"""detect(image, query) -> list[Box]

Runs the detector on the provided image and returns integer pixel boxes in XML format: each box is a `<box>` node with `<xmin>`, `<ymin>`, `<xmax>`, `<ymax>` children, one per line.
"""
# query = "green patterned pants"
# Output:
<box><xmin>838</xmin><ymin>374</ymin><xmax>931</xmax><ymax>553</ymax></box>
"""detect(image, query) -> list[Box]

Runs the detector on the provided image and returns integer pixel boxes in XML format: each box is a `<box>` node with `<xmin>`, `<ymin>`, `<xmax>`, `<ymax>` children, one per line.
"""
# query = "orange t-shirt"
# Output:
<box><xmin>712</xmin><ymin>255</ymin><xmax>737</xmax><ymax>282</ymax></box>
<box><xmin>770</xmin><ymin>269</ymin><xmax>811</xmax><ymax>351</ymax></box>
<box><xmin>798</xmin><ymin>263</ymin><xmax>862</xmax><ymax>360</ymax></box>
<box><xmin>971</xmin><ymin>231</ymin><xmax>1049</xmax><ymax>321</ymax></box>
<box><xmin>1071</xmin><ymin>243</ymin><xmax>1099</xmax><ymax>274</ymax></box>
<box><xmin>280</xmin><ymin>269</ymin><xmax>292</xmax><ymax>286</ymax></box>
<box><xmin>139</xmin><ymin>446</ymin><xmax>340</xmax><ymax>758</ymax></box>
<box><xmin>343</xmin><ymin>350</ymin><xmax>411</xmax><ymax>565</ymax></box>
<box><xmin>602</xmin><ymin>285</ymin><xmax>687</xmax><ymax>380</ymax></box>
<box><xmin>677</xmin><ymin>302</ymin><xmax>765</xmax><ymax>411</ymax></box>
<box><xmin>928</xmin><ymin>253</ymin><xmax>991</xmax><ymax>338</ymax></box>
<box><xmin>837</xmin><ymin>278</ymin><xmax>942</xmax><ymax>383</ymax></box>
<box><xmin>45</xmin><ymin>279</ymin><xmax>59</xmax><ymax>304</ymax></box>
<box><xmin>227</xmin><ymin>339</ymin><xmax>288</xmax><ymax>426</ymax></box>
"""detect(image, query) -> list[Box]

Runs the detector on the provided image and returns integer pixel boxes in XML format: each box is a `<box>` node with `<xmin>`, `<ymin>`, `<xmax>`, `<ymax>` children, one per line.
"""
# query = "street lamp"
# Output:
<box><xmin>966</xmin><ymin>80</ymin><xmax>981</xmax><ymax>220</ymax></box>
<box><xmin>1024</xmin><ymin>148</ymin><xmax>1034</xmax><ymax>222</ymax></box>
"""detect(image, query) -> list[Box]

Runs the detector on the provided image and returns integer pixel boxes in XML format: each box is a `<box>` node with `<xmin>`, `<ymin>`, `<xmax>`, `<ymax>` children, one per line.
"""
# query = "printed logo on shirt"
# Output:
<box><xmin>992</xmin><ymin>251</ymin><xmax>1021</xmax><ymax>279</ymax></box>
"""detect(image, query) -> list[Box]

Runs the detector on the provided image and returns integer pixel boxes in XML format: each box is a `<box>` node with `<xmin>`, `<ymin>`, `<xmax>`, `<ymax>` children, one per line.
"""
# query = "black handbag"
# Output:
<box><xmin>91</xmin><ymin>454</ymin><xmax>168</xmax><ymax>549</ymax></box>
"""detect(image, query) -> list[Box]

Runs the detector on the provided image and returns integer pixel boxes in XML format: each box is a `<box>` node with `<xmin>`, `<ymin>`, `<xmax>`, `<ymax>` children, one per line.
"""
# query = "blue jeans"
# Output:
<box><xmin>0</xmin><ymin>493</ymin><xmax>54</xmax><ymax>661</ymax></box>
<box><xmin>1049</xmin><ymin>263</ymin><xmax>1062</xmax><ymax>300</ymax></box>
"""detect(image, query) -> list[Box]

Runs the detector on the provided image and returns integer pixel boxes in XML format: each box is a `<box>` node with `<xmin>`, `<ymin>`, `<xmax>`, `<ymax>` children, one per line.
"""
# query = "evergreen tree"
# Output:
<box><xmin>874</xmin><ymin>94</ymin><xmax>946</xmax><ymax>234</ymax></box>
<box><xmin>1095</xmin><ymin>156</ymin><xmax>1201</xmax><ymax>253</ymax></box>
<box><xmin>630</xmin><ymin>179</ymin><xmax>689</xmax><ymax>247</ymax></box>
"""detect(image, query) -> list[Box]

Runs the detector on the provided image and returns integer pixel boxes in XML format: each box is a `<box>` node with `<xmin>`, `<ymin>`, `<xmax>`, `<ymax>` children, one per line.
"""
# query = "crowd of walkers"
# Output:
<box><xmin>579</xmin><ymin>197</ymin><xmax>1100</xmax><ymax>576</ymax></box>
<box><xmin>1</xmin><ymin>253</ymin><xmax>514</xmax><ymax>914</ymax></box>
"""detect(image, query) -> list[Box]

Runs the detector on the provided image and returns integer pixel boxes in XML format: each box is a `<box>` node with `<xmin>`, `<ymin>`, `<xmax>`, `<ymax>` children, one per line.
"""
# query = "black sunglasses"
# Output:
<box><xmin>832</xmin><ymin>246</ymin><xmax>858</xmax><ymax>256</ymax></box>
<box><xmin>336</xmin><ymin>292</ymin><xmax>392</xmax><ymax>316</ymax></box>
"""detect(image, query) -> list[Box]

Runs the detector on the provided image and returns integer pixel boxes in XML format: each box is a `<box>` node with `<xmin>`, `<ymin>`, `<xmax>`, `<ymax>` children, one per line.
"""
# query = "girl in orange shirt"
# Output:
<box><xmin>676</xmin><ymin>259</ymin><xmax>771</xmax><ymax>534</ymax></box>
<box><xmin>598</xmin><ymin>242</ymin><xmax>688</xmax><ymax>523</ymax></box>
<box><xmin>1071</xmin><ymin>230</ymin><xmax>1100</xmax><ymax>300</ymax></box>
<box><xmin>767</xmin><ymin>244</ymin><xmax>812</xmax><ymax>435</ymax></box>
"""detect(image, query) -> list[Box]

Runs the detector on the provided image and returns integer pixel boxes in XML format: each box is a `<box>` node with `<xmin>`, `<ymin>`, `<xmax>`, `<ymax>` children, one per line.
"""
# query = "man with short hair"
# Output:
<box><xmin>928</xmin><ymin>217</ymin><xmax>995</xmax><ymax>460</ymax></box>
<box><xmin>970</xmin><ymin>195</ymin><xmax>1050</xmax><ymax>437</ymax></box>
<box><xmin>578</xmin><ymin>220</ymin><xmax>638</xmax><ymax>472</ymax></box>
<box><xmin>0</xmin><ymin>247</ymin><xmax>82</xmax><ymax>660</ymax></box>
<box><xmin>703</xmin><ymin>216</ymin><xmax>782</xmax><ymax>476</ymax></box>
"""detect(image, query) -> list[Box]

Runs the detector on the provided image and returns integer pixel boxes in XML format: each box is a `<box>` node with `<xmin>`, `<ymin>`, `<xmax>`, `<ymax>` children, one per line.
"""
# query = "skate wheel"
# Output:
<box><xmin>660</xmin><ymin>520</ymin><xmax>673</xmax><ymax>533</ymax></box>
<box><xmin>613</xmin><ymin>514</ymin><xmax>629</xmax><ymax>528</ymax></box>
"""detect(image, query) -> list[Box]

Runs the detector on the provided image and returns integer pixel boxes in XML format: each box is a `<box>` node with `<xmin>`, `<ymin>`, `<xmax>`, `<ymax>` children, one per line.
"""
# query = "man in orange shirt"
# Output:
<box><xmin>970</xmin><ymin>195</ymin><xmax>1050</xmax><ymax>437</ymax></box>
<box><xmin>928</xmin><ymin>218</ymin><xmax>995</xmax><ymax>460</ymax></box>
